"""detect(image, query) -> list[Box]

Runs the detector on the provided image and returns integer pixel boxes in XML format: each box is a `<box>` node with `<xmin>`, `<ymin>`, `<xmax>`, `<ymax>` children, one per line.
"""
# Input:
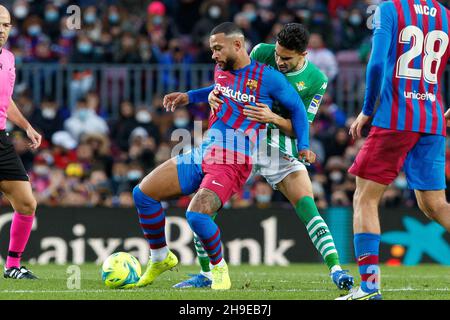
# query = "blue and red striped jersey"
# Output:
<box><xmin>189</xmin><ymin>59</ymin><xmax>309</xmax><ymax>155</ymax></box>
<box><xmin>363</xmin><ymin>0</ymin><xmax>450</xmax><ymax>136</ymax></box>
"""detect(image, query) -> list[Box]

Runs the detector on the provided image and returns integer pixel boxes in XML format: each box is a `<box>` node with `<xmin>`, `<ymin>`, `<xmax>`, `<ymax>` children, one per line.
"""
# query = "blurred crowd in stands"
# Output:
<box><xmin>1</xmin><ymin>0</ymin><xmax>450</xmax><ymax>209</ymax></box>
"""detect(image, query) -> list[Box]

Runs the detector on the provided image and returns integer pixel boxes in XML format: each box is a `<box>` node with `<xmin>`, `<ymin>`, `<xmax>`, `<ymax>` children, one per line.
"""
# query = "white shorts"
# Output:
<box><xmin>253</xmin><ymin>141</ymin><xmax>307</xmax><ymax>190</ymax></box>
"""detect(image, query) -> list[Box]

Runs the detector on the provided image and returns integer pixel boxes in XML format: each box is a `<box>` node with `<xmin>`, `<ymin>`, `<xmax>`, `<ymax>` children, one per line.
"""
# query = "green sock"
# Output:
<box><xmin>194</xmin><ymin>234</ymin><xmax>211</xmax><ymax>273</ymax></box>
<box><xmin>295</xmin><ymin>196</ymin><xmax>340</xmax><ymax>271</ymax></box>
<box><xmin>194</xmin><ymin>212</ymin><xmax>218</xmax><ymax>273</ymax></box>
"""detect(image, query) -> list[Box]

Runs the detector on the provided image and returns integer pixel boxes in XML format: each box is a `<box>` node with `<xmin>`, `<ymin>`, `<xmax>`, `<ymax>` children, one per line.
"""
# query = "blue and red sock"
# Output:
<box><xmin>354</xmin><ymin>233</ymin><xmax>381</xmax><ymax>293</ymax></box>
<box><xmin>186</xmin><ymin>211</ymin><xmax>223</xmax><ymax>265</ymax></box>
<box><xmin>133</xmin><ymin>186</ymin><xmax>166</xmax><ymax>250</ymax></box>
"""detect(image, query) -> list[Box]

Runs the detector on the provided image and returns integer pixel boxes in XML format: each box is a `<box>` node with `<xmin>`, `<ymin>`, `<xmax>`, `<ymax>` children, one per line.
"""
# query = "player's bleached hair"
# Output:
<box><xmin>210</xmin><ymin>22</ymin><xmax>244</xmax><ymax>38</ymax></box>
<box><xmin>277</xmin><ymin>23</ymin><xmax>310</xmax><ymax>53</ymax></box>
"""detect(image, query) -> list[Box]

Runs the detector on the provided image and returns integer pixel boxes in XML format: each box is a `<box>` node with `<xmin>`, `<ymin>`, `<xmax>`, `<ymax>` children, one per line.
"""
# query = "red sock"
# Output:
<box><xmin>6</xmin><ymin>212</ymin><xmax>34</xmax><ymax>269</ymax></box>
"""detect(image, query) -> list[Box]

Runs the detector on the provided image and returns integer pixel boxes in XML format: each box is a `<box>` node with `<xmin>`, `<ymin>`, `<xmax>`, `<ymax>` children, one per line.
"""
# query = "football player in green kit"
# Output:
<box><xmin>172</xmin><ymin>23</ymin><xmax>354</xmax><ymax>291</ymax></box>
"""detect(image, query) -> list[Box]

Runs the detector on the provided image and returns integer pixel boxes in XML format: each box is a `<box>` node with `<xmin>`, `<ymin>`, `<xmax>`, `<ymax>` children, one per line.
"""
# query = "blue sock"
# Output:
<box><xmin>133</xmin><ymin>186</ymin><xmax>166</xmax><ymax>249</ymax></box>
<box><xmin>354</xmin><ymin>233</ymin><xmax>381</xmax><ymax>293</ymax></box>
<box><xmin>186</xmin><ymin>211</ymin><xmax>223</xmax><ymax>265</ymax></box>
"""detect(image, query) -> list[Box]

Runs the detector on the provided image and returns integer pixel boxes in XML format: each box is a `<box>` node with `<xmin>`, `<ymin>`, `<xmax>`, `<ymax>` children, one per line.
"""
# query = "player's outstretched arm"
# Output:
<box><xmin>163</xmin><ymin>85</ymin><xmax>215</xmax><ymax>112</ymax></box>
<box><xmin>7</xmin><ymin>99</ymin><xmax>41</xmax><ymax>149</ymax></box>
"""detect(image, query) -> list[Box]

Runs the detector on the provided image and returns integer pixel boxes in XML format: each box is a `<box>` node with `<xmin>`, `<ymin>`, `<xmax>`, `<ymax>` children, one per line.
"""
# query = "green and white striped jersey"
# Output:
<box><xmin>250</xmin><ymin>43</ymin><xmax>328</xmax><ymax>157</ymax></box>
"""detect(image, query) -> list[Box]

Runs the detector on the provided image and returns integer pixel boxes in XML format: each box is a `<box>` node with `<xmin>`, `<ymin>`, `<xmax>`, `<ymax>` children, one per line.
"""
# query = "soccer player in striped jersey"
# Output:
<box><xmin>173</xmin><ymin>23</ymin><xmax>354</xmax><ymax>291</ymax></box>
<box><xmin>338</xmin><ymin>0</ymin><xmax>450</xmax><ymax>300</ymax></box>
<box><xmin>132</xmin><ymin>22</ymin><xmax>314</xmax><ymax>290</ymax></box>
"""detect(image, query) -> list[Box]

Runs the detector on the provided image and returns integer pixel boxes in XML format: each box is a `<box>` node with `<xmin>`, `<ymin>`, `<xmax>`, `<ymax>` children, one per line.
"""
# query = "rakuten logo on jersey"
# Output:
<box><xmin>214</xmin><ymin>83</ymin><xmax>256</xmax><ymax>103</ymax></box>
<box><xmin>404</xmin><ymin>90</ymin><xmax>436</xmax><ymax>102</ymax></box>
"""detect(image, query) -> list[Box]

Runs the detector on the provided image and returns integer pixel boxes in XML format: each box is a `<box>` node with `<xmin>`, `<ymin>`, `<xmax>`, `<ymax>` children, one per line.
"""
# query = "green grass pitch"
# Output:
<box><xmin>0</xmin><ymin>264</ymin><xmax>448</xmax><ymax>300</ymax></box>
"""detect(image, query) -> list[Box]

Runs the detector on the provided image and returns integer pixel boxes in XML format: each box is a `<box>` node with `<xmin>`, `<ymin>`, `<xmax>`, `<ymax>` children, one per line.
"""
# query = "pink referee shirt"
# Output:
<box><xmin>0</xmin><ymin>48</ymin><xmax>15</xmax><ymax>130</ymax></box>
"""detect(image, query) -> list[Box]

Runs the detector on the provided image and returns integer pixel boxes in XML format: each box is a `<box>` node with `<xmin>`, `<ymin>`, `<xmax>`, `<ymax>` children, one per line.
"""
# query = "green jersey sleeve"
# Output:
<box><xmin>304</xmin><ymin>73</ymin><xmax>328</xmax><ymax>123</ymax></box>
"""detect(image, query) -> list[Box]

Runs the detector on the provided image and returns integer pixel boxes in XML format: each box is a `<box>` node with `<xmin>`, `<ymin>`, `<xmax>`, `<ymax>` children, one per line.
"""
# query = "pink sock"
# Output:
<box><xmin>6</xmin><ymin>212</ymin><xmax>34</xmax><ymax>269</ymax></box>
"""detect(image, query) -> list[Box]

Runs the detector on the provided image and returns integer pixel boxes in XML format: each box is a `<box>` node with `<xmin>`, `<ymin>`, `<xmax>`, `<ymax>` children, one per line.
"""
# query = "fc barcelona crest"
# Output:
<box><xmin>246</xmin><ymin>79</ymin><xmax>258</xmax><ymax>91</ymax></box>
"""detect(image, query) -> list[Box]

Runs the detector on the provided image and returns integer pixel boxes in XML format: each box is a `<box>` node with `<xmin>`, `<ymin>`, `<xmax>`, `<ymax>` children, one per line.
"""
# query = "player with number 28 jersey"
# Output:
<box><xmin>350</xmin><ymin>0</ymin><xmax>450</xmax><ymax>189</ymax></box>
<box><xmin>340</xmin><ymin>0</ymin><xmax>450</xmax><ymax>300</ymax></box>
<box><xmin>367</xmin><ymin>0</ymin><xmax>449</xmax><ymax>136</ymax></box>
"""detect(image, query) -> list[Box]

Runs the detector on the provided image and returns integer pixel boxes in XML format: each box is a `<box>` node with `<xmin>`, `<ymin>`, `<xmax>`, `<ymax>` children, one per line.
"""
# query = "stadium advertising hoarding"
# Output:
<box><xmin>0</xmin><ymin>206</ymin><xmax>448</xmax><ymax>266</ymax></box>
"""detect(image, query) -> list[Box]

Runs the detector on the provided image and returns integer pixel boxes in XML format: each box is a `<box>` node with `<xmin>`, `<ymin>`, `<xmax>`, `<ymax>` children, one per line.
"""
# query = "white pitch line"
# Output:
<box><xmin>0</xmin><ymin>288</ymin><xmax>448</xmax><ymax>294</ymax></box>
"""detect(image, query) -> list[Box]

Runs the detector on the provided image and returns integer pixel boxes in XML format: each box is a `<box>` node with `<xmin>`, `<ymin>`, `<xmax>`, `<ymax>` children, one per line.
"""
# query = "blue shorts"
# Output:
<box><xmin>349</xmin><ymin>127</ymin><xmax>445</xmax><ymax>190</ymax></box>
<box><xmin>403</xmin><ymin>134</ymin><xmax>446</xmax><ymax>190</ymax></box>
<box><xmin>176</xmin><ymin>148</ymin><xmax>204</xmax><ymax>195</ymax></box>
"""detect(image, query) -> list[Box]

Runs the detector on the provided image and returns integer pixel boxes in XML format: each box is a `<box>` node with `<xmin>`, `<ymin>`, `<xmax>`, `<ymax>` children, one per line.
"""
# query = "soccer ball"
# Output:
<box><xmin>101</xmin><ymin>252</ymin><xmax>142</xmax><ymax>289</ymax></box>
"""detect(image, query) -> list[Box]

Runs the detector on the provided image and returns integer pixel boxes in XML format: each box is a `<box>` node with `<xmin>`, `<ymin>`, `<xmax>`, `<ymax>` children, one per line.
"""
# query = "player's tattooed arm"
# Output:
<box><xmin>188</xmin><ymin>188</ymin><xmax>222</xmax><ymax>215</ymax></box>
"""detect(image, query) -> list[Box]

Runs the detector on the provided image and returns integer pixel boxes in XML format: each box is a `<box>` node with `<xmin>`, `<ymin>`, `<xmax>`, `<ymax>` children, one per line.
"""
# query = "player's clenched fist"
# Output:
<box><xmin>163</xmin><ymin>92</ymin><xmax>189</xmax><ymax>112</ymax></box>
<box><xmin>298</xmin><ymin>149</ymin><xmax>316</xmax><ymax>165</ymax></box>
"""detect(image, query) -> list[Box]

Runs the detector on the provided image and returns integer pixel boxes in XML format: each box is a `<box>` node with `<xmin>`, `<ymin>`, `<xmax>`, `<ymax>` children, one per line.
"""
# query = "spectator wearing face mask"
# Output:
<box><xmin>192</xmin><ymin>0</ymin><xmax>228</xmax><ymax>46</ymax></box>
<box><xmin>30</xmin><ymin>96</ymin><xmax>64</xmax><ymax>140</ymax></box>
<box><xmin>253</xmin><ymin>181</ymin><xmax>273</xmax><ymax>209</ymax></box>
<box><xmin>164</xmin><ymin>107</ymin><xmax>192</xmax><ymax>142</ymax></box>
<box><xmin>42</xmin><ymin>3</ymin><xmax>61</xmax><ymax>42</ymax></box>
<box><xmin>136</xmin><ymin>105</ymin><xmax>160</xmax><ymax>134</ymax></box>
<box><xmin>64</xmin><ymin>98</ymin><xmax>109</xmax><ymax>142</ymax></box>
<box><xmin>141</xmin><ymin>1</ymin><xmax>179</xmax><ymax>49</ymax></box>
<box><xmin>70</xmin><ymin>34</ymin><xmax>103</xmax><ymax>63</ymax></box>
<box><xmin>83</xmin><ymin>6</ymin><xmax>102</xmax><ymax>40</ymax></box>
<box><xmin>24</xmin><ymin>17</ymin><xmax>43</xmax><ymax>39</ymax></box>
<box><xmin>340</xmin><ymin>8</ymin><xmax>370</xmax><ymax>50</ymax></box>
<box><xmin>125</xmin><ymin>161</ymin><xmax>145</xmax><ymax>188</ymax></box>
<box><xmin>17</xmin><ymin>15</ymin><xmax>47</xmax><ymax>61</ymax></box>
<box><xmin>103</xmin><ymin>5</ymin><xmax>125</xmax><ymax>39</ymax></box>
<box><xmin>11</xmin><ymin>0</ymin><xmax>29</xmax><ymax>23</ymax></box>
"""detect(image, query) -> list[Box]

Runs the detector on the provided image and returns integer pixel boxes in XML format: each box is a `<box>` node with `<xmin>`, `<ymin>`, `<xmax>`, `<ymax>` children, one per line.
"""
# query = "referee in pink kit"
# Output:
<box><xmin>0</xmin><ymin>5</ymin><xmax>41</xmax><ymax>279</ymax></box>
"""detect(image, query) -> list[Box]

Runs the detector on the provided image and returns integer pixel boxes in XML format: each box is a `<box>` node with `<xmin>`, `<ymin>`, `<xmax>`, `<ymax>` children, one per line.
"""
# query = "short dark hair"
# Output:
<box><xmin>210</xmin><ymin>22</ymin><xmax>244</xmax><ymax>37</ymax></box>
<box><xmin>277</xmin><ymin>23</ymin><xmax>310</xmax><ymax>53</ymax></box>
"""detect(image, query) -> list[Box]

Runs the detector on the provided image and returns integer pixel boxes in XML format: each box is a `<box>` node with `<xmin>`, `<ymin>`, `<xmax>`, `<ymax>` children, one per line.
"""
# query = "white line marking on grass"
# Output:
<box><xmin>0</xmin><ymin>288</ymin><xmax>448</xmax><ymax>294</ymax></box>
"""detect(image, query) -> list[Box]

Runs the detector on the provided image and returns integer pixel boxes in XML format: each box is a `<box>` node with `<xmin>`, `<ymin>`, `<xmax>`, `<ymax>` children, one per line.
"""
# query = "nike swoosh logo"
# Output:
<box><xmin>358</xmin><ymin>255</ymin><xmax>369</xmax><ymax>262</ymax></box>
<box><xmin>218</xmin><ymin>75</ymin><xmax>227</xmax><ymax>79</ymax></box>
<box><xmin>212</xmin><ymin>180</ymin><xmax>224</xmax><ymax>187</ymax></box>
